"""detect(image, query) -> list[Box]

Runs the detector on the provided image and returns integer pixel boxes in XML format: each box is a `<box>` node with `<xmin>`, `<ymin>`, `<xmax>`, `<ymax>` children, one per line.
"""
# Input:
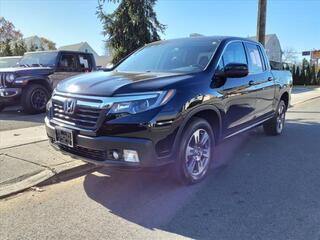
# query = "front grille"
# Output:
<box><xmin>52</xmin><ymin>98</ymin><xmax>103</xmax><ymax>129</ymax></box>
<box><xmin>58</xmin><ymin>144</ymin><xmax>107</xmax><ymax>161</ymax></box>
<box><xmin>0</xmin><ymin>73</ymin><xmax>7</xmax><ymax>88</ymax></box>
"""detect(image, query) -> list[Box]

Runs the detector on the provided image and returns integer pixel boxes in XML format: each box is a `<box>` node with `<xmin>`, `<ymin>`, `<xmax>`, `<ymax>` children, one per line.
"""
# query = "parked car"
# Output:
<box><xmin>0</xmin><ymin>56</ymin><xmax>21</xmax><ymax>68</ymax></box>
<box><xmin>45</xmin><ymin>36</ymin><xmax>292</xmax><ymax>184</ymax></box>
<box><xmin>0</xmin><ymin>50</ymin><xmax>96</xmax><ymax>113</ymax></box>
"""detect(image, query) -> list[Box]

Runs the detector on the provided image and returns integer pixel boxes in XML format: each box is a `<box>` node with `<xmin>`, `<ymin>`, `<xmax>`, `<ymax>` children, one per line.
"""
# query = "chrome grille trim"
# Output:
<box><xmin>0</xmin><ymin>73</ymin><xmax>7</xmax><ymax>88</ymax></box>
<box><xmin>54</xmin><ymin>91</ymin><xmax>163</xmax><ymax>109</ymax></box>
<box><xmin>51</xmin><ymin>93</ymin><xmax>106</xmax><ymax>130</ymax></box>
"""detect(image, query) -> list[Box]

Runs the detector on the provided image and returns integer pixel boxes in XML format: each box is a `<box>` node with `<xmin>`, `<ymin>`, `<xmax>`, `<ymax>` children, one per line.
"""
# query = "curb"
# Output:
<box><xmin>0</xmin><ymin>161</ymin><xmax>99</xmax><ymax>199</ymax></box>
<box><xmin>290</xmin><ymin>95</ymin><xmax>320</xmax><ymax>108</ymax></box>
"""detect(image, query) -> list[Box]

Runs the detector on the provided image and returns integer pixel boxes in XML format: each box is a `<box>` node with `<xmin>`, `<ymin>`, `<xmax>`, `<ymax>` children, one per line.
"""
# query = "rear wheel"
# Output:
<box><xmin>263</xmin><ymin>100</ymin><xmax>286</xmax><ymax>136</ymax></box>
<box><xmin>21</xmin><ymin>84</ymin><xmax>50</xmax><ymax>114</ymax></box>
<box><xmin>174</xmin><ymin>117</ymin><xmax>215</xmax><ymax>185</ymax></box>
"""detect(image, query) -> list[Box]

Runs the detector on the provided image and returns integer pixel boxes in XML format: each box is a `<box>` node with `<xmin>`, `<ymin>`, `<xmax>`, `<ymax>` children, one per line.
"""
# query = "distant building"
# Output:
<box><xmin>24</xmin><ymin>36</ymin><xmax>42</xmax><ymax>50</ymax></box>
<box><xmin>23</xmin><ymin>35</ymin><xmax>55</xmax><ymax>51</ymax></box>
<box><xmin>58</xmin><ymin>42</ymin><xmax>111</xmax><ymax>67</ymax></box>
<box><xmin>249</xmin><ymin>34</ymin><xmax>282</xmax><ymax>63</ymax></box>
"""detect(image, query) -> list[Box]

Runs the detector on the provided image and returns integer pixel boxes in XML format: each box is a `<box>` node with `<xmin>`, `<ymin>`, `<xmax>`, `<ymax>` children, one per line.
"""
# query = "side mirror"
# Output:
<box><xmin>216</xmin><ymin>63</ymin><xmax>249</xmax><ymax>78</ymax></box>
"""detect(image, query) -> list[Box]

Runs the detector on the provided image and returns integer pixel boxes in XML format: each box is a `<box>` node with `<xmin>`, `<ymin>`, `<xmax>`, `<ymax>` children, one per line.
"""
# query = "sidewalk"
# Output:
<box><xmin>291</xmin><ymin>86</ymin><xmax>320</xmax><ymax>106</ymax></box>
<box><xmin>0</xmin><ymin>86</ymin><xmax>319</xmax><ymax>198</ymax></box>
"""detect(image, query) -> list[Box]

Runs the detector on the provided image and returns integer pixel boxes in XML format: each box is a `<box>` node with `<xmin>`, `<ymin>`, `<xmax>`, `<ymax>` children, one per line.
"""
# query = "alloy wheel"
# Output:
<box><xmin>185</xmin><ymin>128</ymin><xmax>211</xmax><ymax>179</ymax></box>
<box><xmin>276</xmin><ymin>104</ymin><xmax>286</xmax><ymax>133</ymax></box>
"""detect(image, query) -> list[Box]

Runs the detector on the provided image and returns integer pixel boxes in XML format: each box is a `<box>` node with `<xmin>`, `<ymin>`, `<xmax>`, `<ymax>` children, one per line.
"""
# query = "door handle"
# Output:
<box><xmin>248</xmin><ymin>80</ymin><xmax>255</xmax><ymax>86</ymax></box>
<box><xmin>268</xmin><ymin>77</ymin><xmax>273</xmax><ymax>81</ymax></box>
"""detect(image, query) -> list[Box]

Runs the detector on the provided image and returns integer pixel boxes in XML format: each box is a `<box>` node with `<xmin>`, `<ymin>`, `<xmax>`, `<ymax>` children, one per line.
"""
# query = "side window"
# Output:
<box><xmin>245</xmin><ymin>43</ymin><xmax>264</xmax><ymax>74</ymax></box>
<box><xmin>222</xmin><ymin>42</ymin><xmax>247</xmax><ymax>66</ymax></box>
<box><xmin>79</xmin><ymin>55</ymin><xmax>92</xmax><ymax>72</ymax></box>
<box><xmin>58</xmin><ymin>54</ymin><xmax>77</xmax><ymax>71</ymax></box>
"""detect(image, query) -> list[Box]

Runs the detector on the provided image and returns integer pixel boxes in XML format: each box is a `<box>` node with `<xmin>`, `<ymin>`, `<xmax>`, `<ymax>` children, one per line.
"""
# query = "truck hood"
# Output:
<box><xmin>56</xmin><ymin>71</ymin><xmax>194</xmax><ymax>96</ymax></box>
<box><xmin>0</xmin><ymin>67</ymin><xmax>54</xmax><ymax>76</ymax></box>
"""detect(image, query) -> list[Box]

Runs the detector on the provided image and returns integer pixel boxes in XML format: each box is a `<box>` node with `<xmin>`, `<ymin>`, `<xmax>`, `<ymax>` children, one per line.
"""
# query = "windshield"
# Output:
<box><xmin>0</xmin><ymin>58</ymin><xmax>20</xmax><ymax>68</ymax></box>
<box><xmin>20</xmin><ymin>52</ymin><xmax>58</xmax><ymax>67</ymax></box>
<box><xmin>116</xmin><ymin>38</ymin><xmax>221</xmax><ymax>73</ymax></box>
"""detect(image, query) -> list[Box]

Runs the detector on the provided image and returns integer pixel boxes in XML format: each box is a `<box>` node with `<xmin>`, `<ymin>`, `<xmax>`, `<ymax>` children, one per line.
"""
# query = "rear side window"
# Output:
<box><xmin>58</xmin><ymin>54</ymin><xmax>77</xmax><ymax>71</ymax></box>
<box><xmin>79</xmin><ymin>55</ymin><xmax>92</xmax><ymax>72</ymax></box>
<box><xmin>222</xmin><ymin>42</ymin><xmax>247</xmax><ymax>66</ymax></box>
<box><xmin>245</xmin><ymin>43</ymin><xmax>264</xmax><ymax>74</ymax></box>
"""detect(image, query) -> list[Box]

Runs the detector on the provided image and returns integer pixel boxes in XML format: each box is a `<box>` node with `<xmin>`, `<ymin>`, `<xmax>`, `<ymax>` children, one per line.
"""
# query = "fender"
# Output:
<box><xmin>170</xmin><ymin>104</ymin><xmax>222</xmax><ymax>158</ymax></box>
<box><xmin>15</xmin><ymin>75</ymin><xmax>52</xmax><ymax>92</ymax></box>
<box><xmin>14</xmin><ymin>75</ymin><xmax>50</xmax><ymax>85</ymax></box>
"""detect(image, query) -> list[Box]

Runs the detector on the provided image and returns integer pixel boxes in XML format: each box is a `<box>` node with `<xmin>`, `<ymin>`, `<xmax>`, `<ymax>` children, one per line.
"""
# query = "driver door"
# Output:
<box><xmin>216</xmin><ymin>41</ymin><xmax>257</xmax><ymax>136</ymax></box>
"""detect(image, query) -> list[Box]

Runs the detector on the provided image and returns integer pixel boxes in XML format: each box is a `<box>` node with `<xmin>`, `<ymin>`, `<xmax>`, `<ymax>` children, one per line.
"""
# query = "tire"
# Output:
<box><xmin>21</xmin><ymin>84</ymin><xmax>50</xmax><ymax>114</ymax></box>
<box><xmin>263</xmin><ymin>100</ymin><xmax>286</xmax><ymax>136</ymax></box>
<box><xmin>173</xmin><ymin>117</ymin><xmax>215</xmax><ymax>185</ymax></box>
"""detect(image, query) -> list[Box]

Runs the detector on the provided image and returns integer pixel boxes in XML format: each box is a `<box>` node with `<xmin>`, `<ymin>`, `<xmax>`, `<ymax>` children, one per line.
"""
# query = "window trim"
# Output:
<box><xmin>215</xmin><ymin>40</ymin><xmax>249</xmax><ymax>72</ymax></box>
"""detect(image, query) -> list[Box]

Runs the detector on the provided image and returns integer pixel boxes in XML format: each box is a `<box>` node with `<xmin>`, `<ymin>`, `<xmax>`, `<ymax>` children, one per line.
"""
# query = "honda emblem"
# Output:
<box><xmin>63</xmin><ymin>98</ymin><xmax>77</xmax><ymax>115</ymax></box>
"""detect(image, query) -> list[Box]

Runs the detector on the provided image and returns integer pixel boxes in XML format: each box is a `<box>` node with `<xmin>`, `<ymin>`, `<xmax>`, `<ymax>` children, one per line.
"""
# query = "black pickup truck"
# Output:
<box><xmin>46</xmin><ymin>36</ymin><xmax>292</xmax><ymax>184</ymax></box>
<box><xmin>0</xmin><ymin>50</ymin><xmax>96</xmax><ymax>113</ymax></box>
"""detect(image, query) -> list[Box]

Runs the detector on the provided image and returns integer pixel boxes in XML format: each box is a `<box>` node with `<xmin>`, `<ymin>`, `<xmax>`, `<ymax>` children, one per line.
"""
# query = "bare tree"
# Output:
<box><xmin>0</xmin><ymin>17</ymin><xmax>23</xmax><ymax>42</ymax></box>
<box><xmin>282</xmin><ymin>47</ymin><xmax>299</xmax><ymax>64</ymax></box>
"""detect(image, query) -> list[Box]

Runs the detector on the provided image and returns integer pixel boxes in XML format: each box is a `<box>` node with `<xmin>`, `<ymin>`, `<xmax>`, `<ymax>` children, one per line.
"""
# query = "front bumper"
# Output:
<box><xmin>0</xmin><ymin>88</ymin><xmax>22</xmax><ymax>105</ymax></box>
<box><xmin>45</xmin><ymin>118</ymin><xmax>171</xmax><ymax>168</ymax></box>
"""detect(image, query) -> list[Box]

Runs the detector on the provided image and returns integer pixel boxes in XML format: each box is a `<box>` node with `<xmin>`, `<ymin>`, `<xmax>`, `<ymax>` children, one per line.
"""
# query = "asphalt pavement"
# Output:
<box><xmin>0</xmin><ymin>106</ymin><xmax>45</xmax><ymax>131</ymax></box>
<box><xmin>1</xmin><ymin>97</ymin><xmax>319</xmax><ymax>240</ymax></box>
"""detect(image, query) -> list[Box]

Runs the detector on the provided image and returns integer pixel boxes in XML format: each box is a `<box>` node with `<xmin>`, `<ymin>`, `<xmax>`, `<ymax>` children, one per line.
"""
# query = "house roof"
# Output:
<box><xmin>58</xmin><ymin>42</ymin><xmax>86</xmax><ymax>51</ymax></box>
<box><xmin>23</xmin><ymin>35</ymin><xmax>41</xmax><ymax>45</ymax></box>
<box><xmin>248</xmin><ymin>34</ymin><xmax>278</xmax><ymax>45</ymax></box>
<box><xmin>58</xmin><ymin>42</ymin><xmax>99</xmax><ymax>57</ymax></box>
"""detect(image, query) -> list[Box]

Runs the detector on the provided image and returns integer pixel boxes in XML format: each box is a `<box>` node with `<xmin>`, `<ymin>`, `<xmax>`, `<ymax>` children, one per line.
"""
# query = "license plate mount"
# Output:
<box><xmin>55</xmin><ymin>127</ymin><xmax>74</xmax><ymax>147</ymax></box>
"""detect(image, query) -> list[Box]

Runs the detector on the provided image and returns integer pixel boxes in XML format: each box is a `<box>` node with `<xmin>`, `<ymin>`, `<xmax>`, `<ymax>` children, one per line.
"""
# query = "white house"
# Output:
<box><xmin>58</xmin><ymin>42</ymin><xmax>111</xmax><ymax>67</ymax></box>
<box><xmin>23</xmin><ymin>36</ymin><xmax>42</xmax><ymax>50</ymax></box>
<box><xmin>23</xmin><ymin>35</ymin><xmax>54</xmax><ymax>51</ymax></box>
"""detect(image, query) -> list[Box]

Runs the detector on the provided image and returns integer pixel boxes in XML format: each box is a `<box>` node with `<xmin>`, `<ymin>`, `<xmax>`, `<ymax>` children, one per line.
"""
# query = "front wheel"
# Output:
<box><xmin>174</xmin><ymin>117</ymin><xmax>215</xmax><ymax>185</ymax></box>
<box><xmin>263</xmin><ymin>100</ymin><xmax>286</xmax><ymax>136</ymax></box>
<box><xmin>21</xmin><ymin>84</ymin><xmax>50</xmax><ymax>114</ymax></box>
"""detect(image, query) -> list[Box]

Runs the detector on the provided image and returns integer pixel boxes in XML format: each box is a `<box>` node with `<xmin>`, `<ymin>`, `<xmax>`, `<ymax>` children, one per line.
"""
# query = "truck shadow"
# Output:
<box><xmin>0</xmin><ymin>106</ymin><xmax>45</xmax><ymax>131</ymax></box>
<box><xmin>83</xmin><ymin>121</ymin><xmax>320</xmax><ymax>239</ymax></box>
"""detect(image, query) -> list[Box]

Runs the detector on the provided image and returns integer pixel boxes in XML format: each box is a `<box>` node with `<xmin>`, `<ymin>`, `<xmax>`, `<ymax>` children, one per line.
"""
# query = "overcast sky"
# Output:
<box><xmin>1</xmin><ymin>0</ymin><xmax>319</xmax><ymax>56</ymax></box>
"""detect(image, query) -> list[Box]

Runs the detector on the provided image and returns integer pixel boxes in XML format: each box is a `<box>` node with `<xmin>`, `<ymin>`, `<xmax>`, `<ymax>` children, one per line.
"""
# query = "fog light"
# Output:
<box><xmin>112</xmin><ymin>150</ymin><xmax>120</xmax><ymax>160</ymax></box>
<box><xmin>123</xmin><ymin>150</ymin><xmax>139</xmax><ymax>163</ymax></box>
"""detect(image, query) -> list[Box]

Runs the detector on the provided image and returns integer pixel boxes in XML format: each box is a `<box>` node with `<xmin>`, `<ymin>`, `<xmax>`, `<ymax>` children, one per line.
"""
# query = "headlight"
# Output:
<box><xmin>109</xmin><ymin>90</ymin><xmax>175</xmax><ymax>115</ymax></box>
<box><xmin>5</xmin><ymin>73</ymin><xmax>15</xmax><ymax>83</ymax></box>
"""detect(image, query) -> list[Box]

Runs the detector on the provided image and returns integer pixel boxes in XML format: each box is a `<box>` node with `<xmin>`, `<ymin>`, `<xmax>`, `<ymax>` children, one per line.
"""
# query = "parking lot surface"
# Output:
<box><xmin>0</xmin><ymin>106</ymin><xmax>45</xmax><ymax>131</ymax></box>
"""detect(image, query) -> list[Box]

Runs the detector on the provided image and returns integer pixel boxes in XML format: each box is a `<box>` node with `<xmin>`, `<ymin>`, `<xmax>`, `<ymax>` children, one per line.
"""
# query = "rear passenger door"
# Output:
<box><xmin>244</xmin><ymin>43</ymin><xmax>275</xmax><ymax>119</ymax></box>
<box><xmin>218</xmin><ymin>41</ymin><xmax>257</xmax><ymax>135</ymax></box>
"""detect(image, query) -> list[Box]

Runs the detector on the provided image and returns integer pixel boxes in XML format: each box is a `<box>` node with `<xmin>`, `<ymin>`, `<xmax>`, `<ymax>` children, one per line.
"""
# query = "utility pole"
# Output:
<box><xmin>257</xmin><ymin>0</ymin><xmax>267</xmax><ymax>46</ymax></box>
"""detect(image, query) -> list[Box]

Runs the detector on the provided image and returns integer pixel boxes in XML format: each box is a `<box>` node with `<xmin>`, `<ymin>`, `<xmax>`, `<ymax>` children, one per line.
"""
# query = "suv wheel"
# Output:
<box><xmin>263</xmin><ymin>100</ymin><xmax>286</xmax><ymax>136</ymax></box>
<box><xmin>22</xmin><ymin>84</ymin><xmax>50</xmax><ymax>114</ymax></box>
<box><xmin>174</xmin><ymin>117</ymin><xmax>215</xmax><ymax>185</ymax></box>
